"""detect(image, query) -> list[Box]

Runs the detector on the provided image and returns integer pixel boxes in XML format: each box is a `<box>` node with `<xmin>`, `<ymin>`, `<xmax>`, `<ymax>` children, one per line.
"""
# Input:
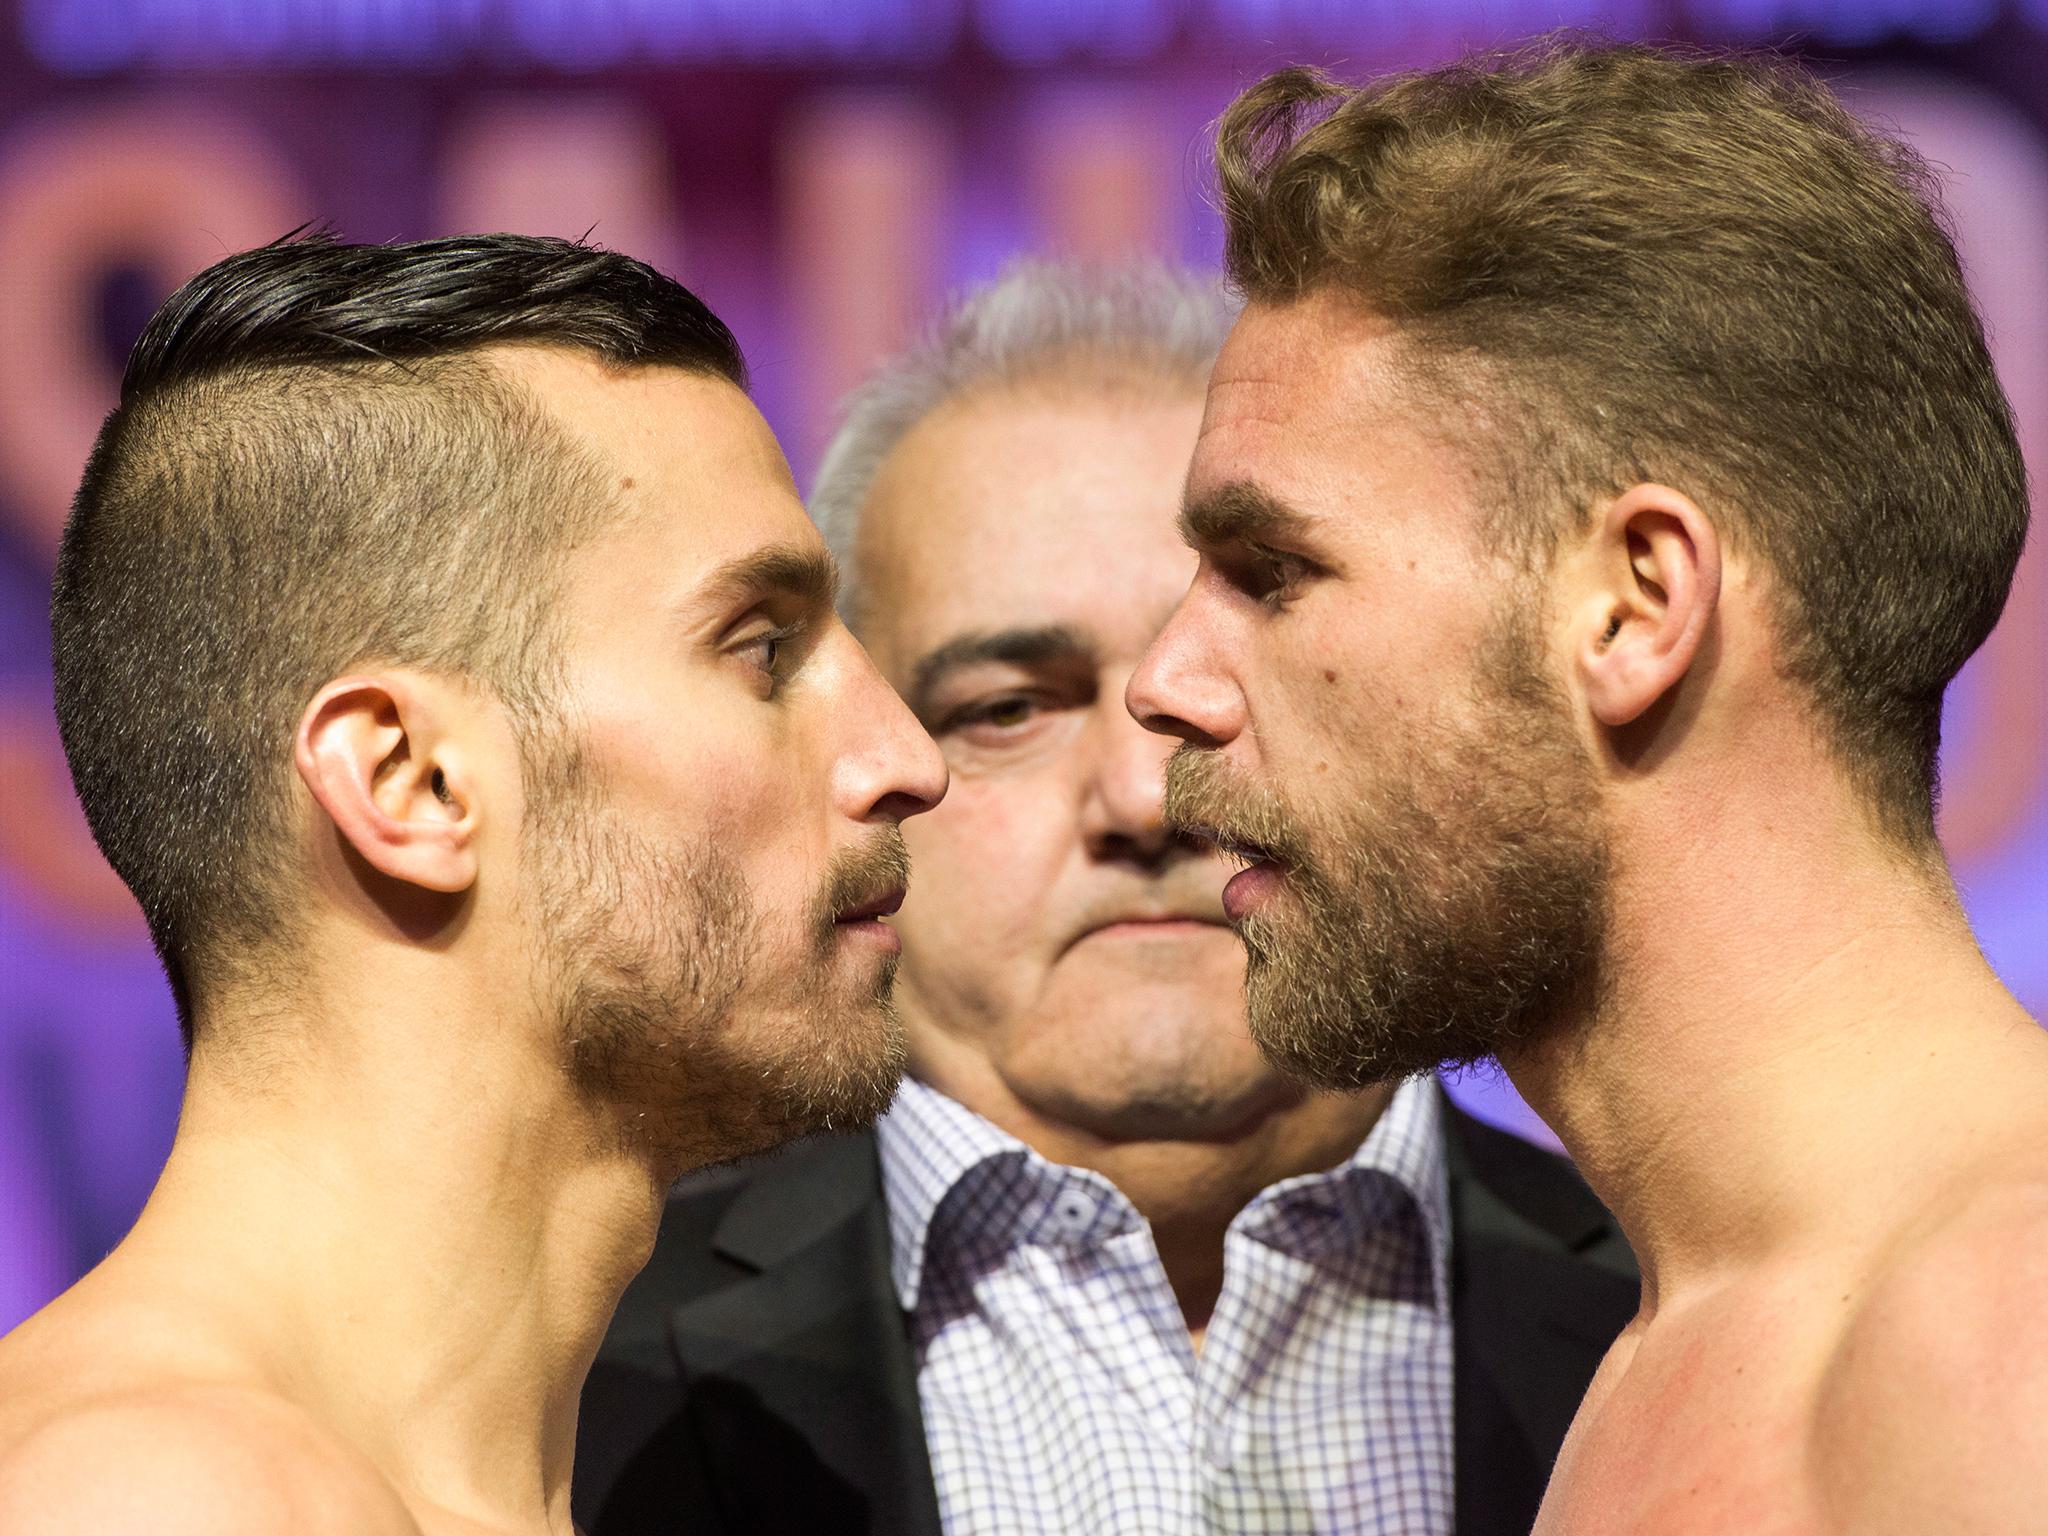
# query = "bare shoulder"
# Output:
<box><xmin>1813</xmin><ymin>1178</ymin><xmax>2048</xmax><ymax>1535</ymax></box>
<box><xmin>0</xmin><ymin>1383</ymin><xmax>421</xmax><ymax>1536</ymax></box>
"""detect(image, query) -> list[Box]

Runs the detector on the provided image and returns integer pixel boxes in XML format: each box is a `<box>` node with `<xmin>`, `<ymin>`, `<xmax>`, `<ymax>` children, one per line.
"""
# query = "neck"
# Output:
<box><xmin>126</xmin><ymin>969</ymin><xmax>667</xmax><ymax>1534</ymax></box>
<box><xmin>1505</xmin><ymin>781</ymin><xmax>2040</xmax><ymax>1314</ymax></box>
<box><xmin>910</xmin><ymin>1035</ymin><xmax>1391</xmax><ymax>1336</ymax></box>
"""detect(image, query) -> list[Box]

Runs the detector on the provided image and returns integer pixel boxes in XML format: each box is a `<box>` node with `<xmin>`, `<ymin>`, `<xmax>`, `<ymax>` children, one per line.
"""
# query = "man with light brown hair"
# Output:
<box><xmin>1128</xmin><ymin>40</ymin><xmax>2047</xmax><ymax>1535</ymax></box>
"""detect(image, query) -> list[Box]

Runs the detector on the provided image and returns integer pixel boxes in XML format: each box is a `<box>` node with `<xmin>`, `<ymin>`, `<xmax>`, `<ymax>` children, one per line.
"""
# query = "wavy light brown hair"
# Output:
<box><xmin>1215</xmin><ymin>40</ymin><xmax>2028</xmax><ymax>847</ymax></box>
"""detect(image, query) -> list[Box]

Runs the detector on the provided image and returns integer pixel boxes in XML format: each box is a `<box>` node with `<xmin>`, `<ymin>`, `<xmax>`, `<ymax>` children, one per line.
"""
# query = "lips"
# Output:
<box><xmin>835</xmin><ymin>886</ymin><xmax>906</xmax><ymax>923</ymax></box>
<box><xmin>1222</xmin><ymin>862</ymin><xmax>1282</xmax><ymax>921</ymax></box>
<box><xmin>1059</xmin><ymin>898</ymin><xmax>1234</xmax><ymax>956</ymax></box>
<box><xmin>1093</xmin><ymin>909</ymin><xmax>1224</xmax><ymax>930</ymax></box>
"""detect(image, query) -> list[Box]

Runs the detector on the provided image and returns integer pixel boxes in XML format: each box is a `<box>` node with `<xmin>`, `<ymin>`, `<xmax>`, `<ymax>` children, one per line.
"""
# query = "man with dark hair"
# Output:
<box><xmin>0</xmin><ymin>233</ymin><xmax>945</xmax><ymax>1535</ymax></box>
<box><xmin>1128</xmin><ymin>41</ymin><xmax>2047</xmax><ymax>1533</ymax></box>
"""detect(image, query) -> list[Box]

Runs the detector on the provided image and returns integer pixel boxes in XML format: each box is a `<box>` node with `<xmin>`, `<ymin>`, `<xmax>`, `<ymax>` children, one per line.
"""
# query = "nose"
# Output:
<box><xmin>837</xmin><ymin>638</ymin><xmax>948</xmax><ymax>824</ymax></box>
<box><xmin>1125</xmin><ymin>581</ymin><xmax>1247</xmax><ymax>749</ymax></box>
<box><xmin>1080</xmin><ymin>686</ymin><xmax>1178</xmax><ymax>865</ymax></box>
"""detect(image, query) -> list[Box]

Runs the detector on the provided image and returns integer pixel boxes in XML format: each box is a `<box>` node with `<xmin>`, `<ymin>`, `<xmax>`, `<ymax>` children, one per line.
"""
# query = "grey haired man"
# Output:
<box><xmin>575</xmin><ymin>263</ymin><xmax>1635</xmax><ymax>1536</ymax></box>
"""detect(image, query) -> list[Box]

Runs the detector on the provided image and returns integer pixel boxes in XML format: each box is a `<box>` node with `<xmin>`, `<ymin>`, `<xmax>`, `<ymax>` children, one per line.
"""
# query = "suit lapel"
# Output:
<box><xmin>666</xmin><ymin>1134</ymin><xmax>943</xmax><ymax>1536</ymax></box>
<box><xmin>586</xmin><ymin>1104</ymin><xmax>1629</xmax><ymax>1536</ymax></box>
<box><xmin>1443</xmin><ymin>1096</ymin><xmax>1639</xmax><ymax>1536</ymax></box>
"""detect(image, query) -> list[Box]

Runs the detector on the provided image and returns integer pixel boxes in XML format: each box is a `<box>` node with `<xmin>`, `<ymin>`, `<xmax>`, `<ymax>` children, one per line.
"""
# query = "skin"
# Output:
<box><xmin>0</xmin><ymin>347</ymin><xmax>947</xmax><ymax>1536</ymax></box>
<box><xmin>853</xmin><ymin>372</ymin><xmax>1390</xmax><ymax>1339</ymax></box>
<box><xmin>1127</xmin><ymin>289</ymin><xmax>2048</xmax><ymax>1533</ymax></box>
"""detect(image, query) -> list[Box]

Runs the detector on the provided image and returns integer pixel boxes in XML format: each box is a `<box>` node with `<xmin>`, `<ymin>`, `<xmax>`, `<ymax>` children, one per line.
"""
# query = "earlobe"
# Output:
<box><xmin>294</xmin><ymin>675</ymin><xmax>479</xmax><ymax>895</ymax></box>
<box><xmin>1576</xmin><ymin>484</ymin><xmax>1722</xmax><ymax>729</ymax></box>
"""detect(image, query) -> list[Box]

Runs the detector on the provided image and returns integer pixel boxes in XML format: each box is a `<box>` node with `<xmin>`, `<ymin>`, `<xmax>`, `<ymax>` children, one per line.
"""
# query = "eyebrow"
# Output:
<box><xmin>1179</xmin><ymin>480</ymin><xmax>1318</xmax><ymax>550</ymax></box>
<box><xmin>692</xmin><ymin>542</ymin><xmax>839</xmax><ymax>616</ymax></box>
<box><xmin>907</xmin><ymin>624</ymin><xmax>1092</xmax><ymax>720</ymax></box>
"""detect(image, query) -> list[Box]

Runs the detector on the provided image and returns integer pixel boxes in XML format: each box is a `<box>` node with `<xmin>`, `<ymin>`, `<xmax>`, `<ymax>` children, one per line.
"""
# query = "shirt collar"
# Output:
<box><xmin>1238</xmin><ymin>1074</ymin><xmax>1452</xmax><ymax>1311</ymax></box>
<box><xmin>875</xmin><ymin>1076</ymin><xmax>1043</xmax><ymax>1310</ymax></box>
<box><xmin>874</xmin><ymin>1073</ymin><xmax>1452</xmax><ymax>1313</ymax></box>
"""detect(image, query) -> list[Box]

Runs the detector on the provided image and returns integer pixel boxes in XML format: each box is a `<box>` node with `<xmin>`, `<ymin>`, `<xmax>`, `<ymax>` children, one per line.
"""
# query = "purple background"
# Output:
<box><xmin>1</xmin><ymin>0</ymin><xmax>2043</xmax><ymax>1331</ymax></box>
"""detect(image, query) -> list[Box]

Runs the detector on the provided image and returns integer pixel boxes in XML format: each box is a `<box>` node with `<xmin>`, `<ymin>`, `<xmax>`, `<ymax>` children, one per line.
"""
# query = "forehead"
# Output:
<box><xmin>1199</xmin><ymin>294</ymin><xmax>1410</xmax><ymax>477</ymax></box>
<box><xmin>1194</xmin><ymin>293</ymin><xmax>1481</xmax><ymax>550</ymax></box>
<box><xmin>490</xmin><ymin>342</ymin><xmax>819</xmax><ymax>582</ymax></box>
<box><xmin>857</xmin><ymin>381</ymin><xmax>1205</xmax><ymax>658</ymax></box>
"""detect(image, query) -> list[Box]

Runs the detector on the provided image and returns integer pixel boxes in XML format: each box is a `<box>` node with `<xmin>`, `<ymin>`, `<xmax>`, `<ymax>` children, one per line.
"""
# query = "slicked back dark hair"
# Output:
<box><xmin>1216</xmin><ymin>40</ymin><xmax>2029</xmax><ymax>848</ymax></box>
<box><xmin>53</xmin><ymin>232</ymin><xmax>748</xmax><ymax>1048</ymax></box>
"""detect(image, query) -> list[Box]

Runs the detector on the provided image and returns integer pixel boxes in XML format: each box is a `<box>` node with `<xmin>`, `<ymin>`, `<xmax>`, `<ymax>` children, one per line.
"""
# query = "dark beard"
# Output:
<box><xmin>522</xmin><ymin>731</ymin><xmax>909</xmax><ymax>1171</ymax></box>
<box><xmin>1163</xmin><ymin>610</ymin><xmax>1608</xmax><ymax>1091</ymax></box>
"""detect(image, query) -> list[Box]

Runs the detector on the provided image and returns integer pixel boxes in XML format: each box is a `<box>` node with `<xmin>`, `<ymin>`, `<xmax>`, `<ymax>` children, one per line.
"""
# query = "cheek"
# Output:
<box><xmin>898</xmin><ymin>774</ymin><xmax>1072</xmax><ymax>955</ymax></box>
<box><xmin>596</xmin><ymin>706</ymin><xmax>837</xmax><ymax>905</ymax></box>
<box><xmin>587</xmin><ymin>679</ymin><xmax>764</xmax><ymax>808</ymax></box>
<box><xmin>644</xmin><ymin>754</ymin><xmax>771</xmax><ymax>851</ymax></box>
<box><xmin>1252</xmin><ymin>626</ymin><xmax>1377</xmax><ymax>765</ymax></box>
<box><xmin>1268</xmin><ymin>581</ymin><xmax>1477</xmax><ymax>728</ymax></box>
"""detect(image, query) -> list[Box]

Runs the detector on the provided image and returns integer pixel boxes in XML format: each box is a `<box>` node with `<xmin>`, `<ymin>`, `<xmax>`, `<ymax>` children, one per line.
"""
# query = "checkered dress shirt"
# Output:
<box><xmin>874</xmin><ymin>1075</ymin><xmax>1455</xmax><ymax>1536</ymax></box>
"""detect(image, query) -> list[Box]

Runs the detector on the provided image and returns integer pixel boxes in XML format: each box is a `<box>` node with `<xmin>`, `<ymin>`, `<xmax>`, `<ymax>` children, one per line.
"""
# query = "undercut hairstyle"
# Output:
<box><xmin>811</xmin><ymin>260</ymin><xmax>1236</xmax><ymax>622</ymax></box>
<box><xmin>52</xmin><ymin>232</ymin><xmax>748</xmax><ymax>1047</ymax></box>
<box><xmin>1216</xmin><ymin>39</ymin><xmax>2029</xmax><ymax>846</ymax></box>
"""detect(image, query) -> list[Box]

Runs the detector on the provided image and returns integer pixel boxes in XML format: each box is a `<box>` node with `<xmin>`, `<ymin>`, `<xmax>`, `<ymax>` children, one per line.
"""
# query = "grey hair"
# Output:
<box><xmin>809</xmin><ymin>259</ymin><xmax>1237</xmax><ymax>621</ymax></box>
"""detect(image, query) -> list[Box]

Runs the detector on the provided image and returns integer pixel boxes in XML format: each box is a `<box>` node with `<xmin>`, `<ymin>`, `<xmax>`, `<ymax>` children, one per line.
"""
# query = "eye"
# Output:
<box><xmin>1218</xmin><ymin>542</ymin><xmax>1314</xmax><ymax>607</ymax></box>
<box><xmin>944</xmin><ymin>693</ymin><xmax>1041</xmax><ymax>736</ymax></box>
<box><xmin>732</xmin><ymin>621</ymin><xmax>804</xmax><ymax>689</ymax></box>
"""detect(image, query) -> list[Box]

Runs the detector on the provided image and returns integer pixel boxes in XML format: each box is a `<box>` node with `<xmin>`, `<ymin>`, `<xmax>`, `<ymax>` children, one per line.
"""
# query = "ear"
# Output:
<box><xmin>293</xmin><ymin>673</ymin><xmax>479</xmax><ymax>895</ymax></box>
<box><xmin>1571</xmin><ymin>483</ymin><xmax>1722</xmax><ymax>728</ymax></box>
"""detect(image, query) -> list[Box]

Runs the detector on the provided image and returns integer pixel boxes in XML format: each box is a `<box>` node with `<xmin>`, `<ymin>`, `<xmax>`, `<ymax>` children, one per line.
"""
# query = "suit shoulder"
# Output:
<box><xmin>1441</xmin><ymin>1094</ymin><xmax>1632</xmax><ymax>1274</ymax></box>
<box><xmin>606</xmin><ymin>1170</ymin><xmax>754</xmax><ymax>1351</ymax></box>
<box><xmin>608</xmin><ymin>1133</ymin><xmax>884</xmax><ymax>1353</ymax></box>
<box><xmin>0</xmin><ymin>1385</ymin><xmax>419</xmax><ymax>1536</ymax></box>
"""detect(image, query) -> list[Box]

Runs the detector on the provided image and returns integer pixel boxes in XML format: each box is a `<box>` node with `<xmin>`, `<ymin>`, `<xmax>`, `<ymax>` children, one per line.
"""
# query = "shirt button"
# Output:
<box><xmin>1052</xmin><ymin>1190</ymin><xmax>1096</xmax><ymax>1235</ymax></box>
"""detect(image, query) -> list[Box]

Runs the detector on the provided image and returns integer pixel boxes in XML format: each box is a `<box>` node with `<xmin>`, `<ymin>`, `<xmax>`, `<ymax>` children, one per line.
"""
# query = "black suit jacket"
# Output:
<box><xmin>576</xmin><ymin>1090</ymin><xmax>1637</xmax><ymax>1536</ymax></box>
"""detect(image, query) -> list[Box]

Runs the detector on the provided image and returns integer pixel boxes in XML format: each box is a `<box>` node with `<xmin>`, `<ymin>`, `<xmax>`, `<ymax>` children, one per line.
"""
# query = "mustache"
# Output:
<box><xmin>1162</xmin><ymin>745</ymin><xmax>1310</xmax><ymax>868</ymax></box>
<box><xmin>815</xmin><ymin>828</ymin><xmax>912</xmax><ymax>929</ymax></box>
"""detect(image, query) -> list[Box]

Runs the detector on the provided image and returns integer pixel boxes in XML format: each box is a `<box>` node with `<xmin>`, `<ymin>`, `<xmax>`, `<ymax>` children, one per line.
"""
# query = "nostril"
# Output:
<box><xmin>1125</xmin><ymin>673</ymin><xmax>1209</xmax><ymax>746</ymax></box>
<box><xmin>874</xmin><ymin>785</ymin><xmax>942</xmax><ymax>823</ymax></box>
<box><xmin>1132</xmin><ymin>708</ymin><xmax>1217</xmax><ymax>747</ymax></box>
<box><xmin>1090</xmin><ymin>824</ymin><xmax>1177</xmax><ymax>871</ymax></box>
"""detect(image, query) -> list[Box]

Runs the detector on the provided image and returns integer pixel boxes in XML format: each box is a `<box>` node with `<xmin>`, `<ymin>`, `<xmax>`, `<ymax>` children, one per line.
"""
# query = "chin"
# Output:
<box><xmin>1010</xmin><ymin>1018</ymin><xmax>1301</xmax><ymax>1144</ymax></box>
<box><xmin>1030</xmin><ymin>1074</ymin><xmax>1303</xmax><ymax>1144</ymax></box>
<box><xmin>637</xmin><ymin>978</ymin><xmax>910</xmax><ymax>1174</ymax></box>
<box><xmin>764</xmin><ymin>983</ymin><xmax>909</xmax><ymax>1123</ymax></box>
